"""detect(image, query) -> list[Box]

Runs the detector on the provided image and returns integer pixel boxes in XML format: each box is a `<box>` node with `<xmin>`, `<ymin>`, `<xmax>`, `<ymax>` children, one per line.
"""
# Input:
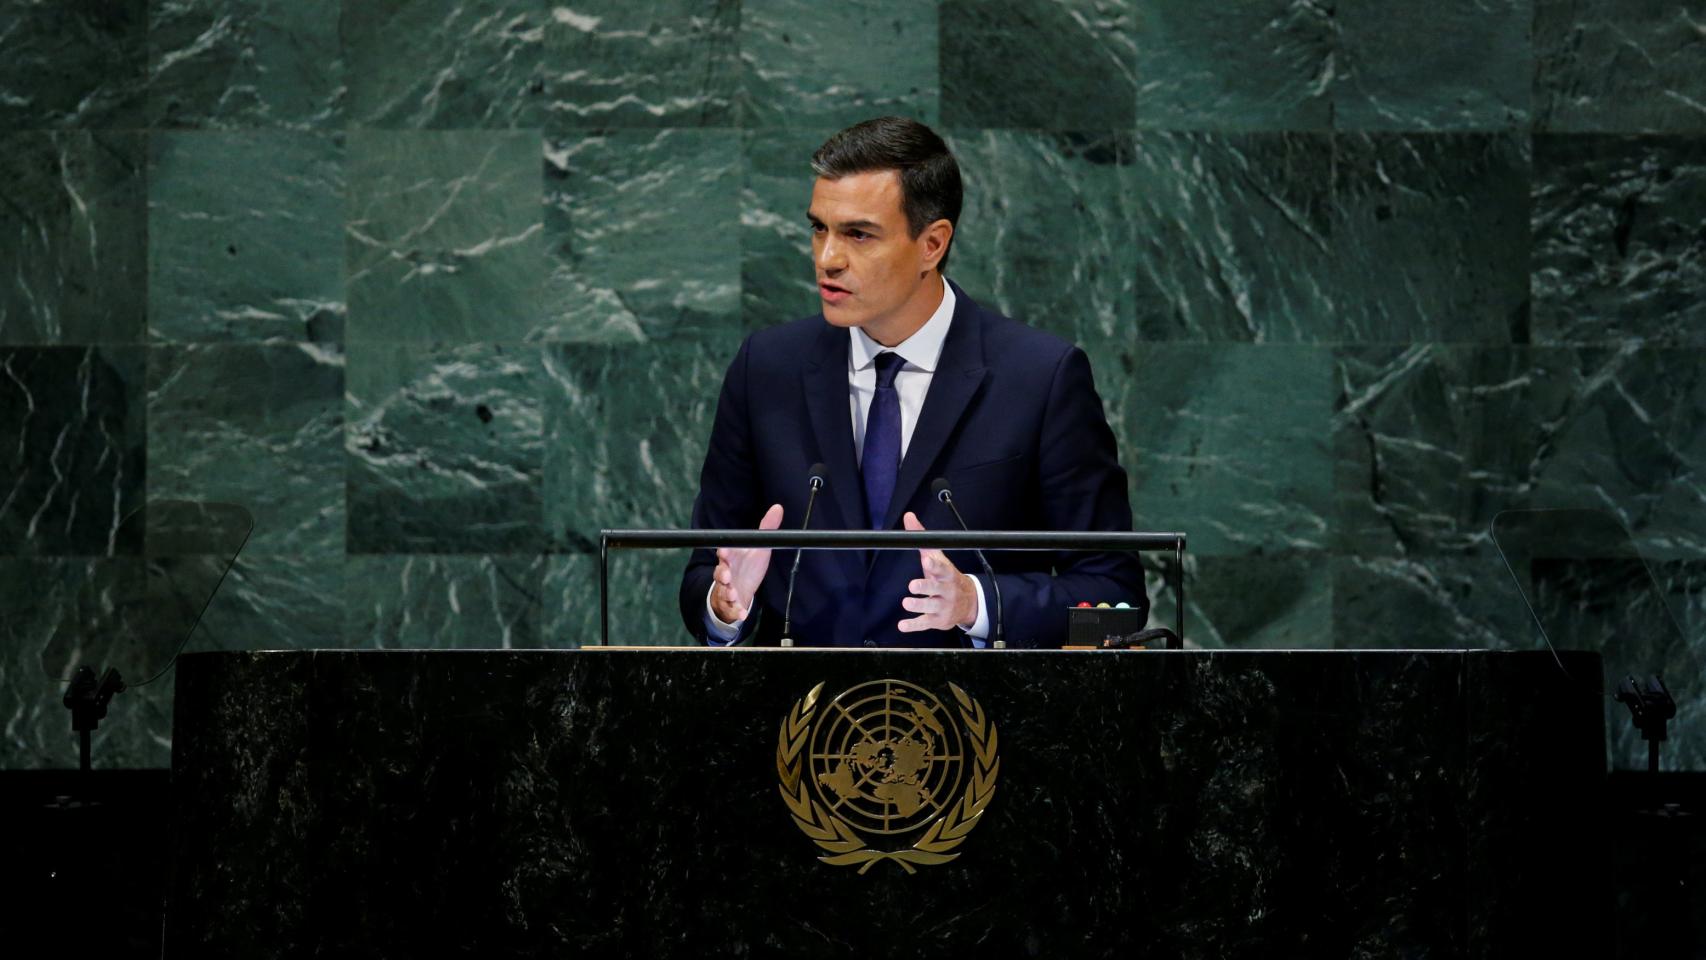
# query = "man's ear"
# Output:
<box><xmin>920</xmin><ymin>218</ymin><xmax>953</xmax><ymax>272</ymax></box>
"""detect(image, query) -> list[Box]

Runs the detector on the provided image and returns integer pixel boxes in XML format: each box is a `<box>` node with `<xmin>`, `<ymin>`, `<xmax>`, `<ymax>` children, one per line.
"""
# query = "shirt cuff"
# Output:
<box><xmin>963</xmin><ymin>574</ymin><xmax>991</xmax><ymax>646</ymax></box>
<box><xmin>703</xmin><ymin>583</ymin><xmax>742</xmax><ymax>646</ymax></box>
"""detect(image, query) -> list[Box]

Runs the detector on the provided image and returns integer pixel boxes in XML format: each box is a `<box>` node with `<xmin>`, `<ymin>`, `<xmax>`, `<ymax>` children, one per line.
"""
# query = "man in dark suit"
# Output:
<box><xmin>678</xmin><ymin>117</ymin><xmax>1144</xmax><ymax>648</ymax></box>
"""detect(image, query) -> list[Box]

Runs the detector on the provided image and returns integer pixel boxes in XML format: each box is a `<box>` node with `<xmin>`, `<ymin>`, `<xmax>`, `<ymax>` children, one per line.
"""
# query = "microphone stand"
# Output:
<box><xmin>779</xmin><ymin>465</ymin><xmax>827</xmax><ymax>648</ymax></box>
<box><xmin>932</xmin><ymin>480</ymin><xmax>1004</xmax><ymax>649</ymax></box>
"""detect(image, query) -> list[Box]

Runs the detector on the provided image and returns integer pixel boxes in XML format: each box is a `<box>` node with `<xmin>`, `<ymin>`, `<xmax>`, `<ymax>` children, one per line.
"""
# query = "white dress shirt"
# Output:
<box><xmin>706</xmin><ymin>280</ymin><xmax>990</xmax><ymax>643</ymax></box>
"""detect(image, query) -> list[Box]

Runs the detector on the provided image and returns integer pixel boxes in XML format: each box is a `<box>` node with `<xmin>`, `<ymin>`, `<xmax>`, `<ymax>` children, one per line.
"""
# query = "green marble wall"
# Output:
<box><xmin>2</xmin><ymin>0</ymin><xmax>1703</xmax><ymax>768</ymax></box>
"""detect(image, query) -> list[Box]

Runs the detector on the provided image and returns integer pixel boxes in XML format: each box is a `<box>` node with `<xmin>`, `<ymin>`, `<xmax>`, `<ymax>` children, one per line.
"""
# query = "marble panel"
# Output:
<box><xmin>544</xmin><ymin>0</ymin><xmax>739</xmax><ymax>127</ymax></box>
<box><xmin>346</xmin><ymin>342</ymin><xmax>545</xmax><ymax>553</ymax></box>
<box><xmin>544</xmin><ymin>551</ymin><xmax>695</xmax><ymax>647</ymax></box>
<box><xmin>0</xmin><ymin>558</ymin><xmax>176</xmax><ymax>768</ymax></box>
<box><xmin>1529</xmin><ymin>346</ymin><xmax>1706</xmax><ymax>560</ymax></box>
<box><xmin>147</xmin><ymin>344</ymin><xmax>345</xmax><ymax>559</ymax></box>
<box><xmin>1532</xmin><ymin>135</ymin><xmax>1706</xmax><ymax>346</ymax></box>
<box><xmin>940</xmin><ymin>0</ymin><xmax>1136</xmax><ymax>130</ymax></box>
<box><xmin>344</xmin><ymin>0</ymin><xmax>545</xmax><ymax>128</ymax></box>
<box><xmin>0</xmin><ymin>133</ymin><xmax>147</xmax><ymax>346</ymax></box>
<box><xmin>0</xmin><ymin>0</ymin><xmax>145</xmax><ymax>129</ymax></box>
<box><xmin>1333</xmin><ymin>345</ymin><xmax>1706</xmax><ymax>559</ymax></box>
<box><xmin>346</xmin><ymin>131</ymin><xmax>544</xmax><ymax>343</ymax></box>
<box><xmin>739</xmin><ymin>0</ymin><xmax>938</xmax><ymax>128</ymax></box>
<box><xmin>740</xmin><ymin>128</ymin><xmax>836</xmax><ymax>333</ymax></box>
<box><xmin>147</xmin><ymin>0</ymin><xmax>343</xmax><ymax>128</ymax></box>
<box><xmin>346</xmin><ymin>554</ymin><xmax>544</xmax><ymax>649</ymax></box>
<box><xmin>1146</xmin><ymin>552</ymin><xmax>1333</xmax><ymax>650</ymax></box>
<box><xmin>1333</xmin><ymin>0</ymin><xmax>1530</xmax><ymax>131</ymax></box>
<box><xmin>1131</xmin><ymin>0</ymin><xmax>1333</xmax><ymax>131</ymax></box>
<box><xmin>1117</xmin><ymin>344</ymin><xmax>1334</xmax><ymax>557</ymax></box>
<box><xmin>947</xmin><ymin>130</ymin><xmax>1137</xmax><ymax>358</ymax></box>
<box><xmin>1129</xmin><ymin>132</ymin><xmax>1335</xmax><ymax>342</ymax></box>
<box><xmin>1332</xmin><ymin>133</ymin><xmax>1531</xmax><ymax>344</ymax></box>
<box><xmin>1534</xmin><ymin>0</ymin><xmax>1706</xmax><ymax>133</ymax></box>
<box><xmin>542</xmin><ymin>335</ymin><xmax>739</xmax><ymax>553</ymax></box>
<box><xmin>148</xmin><ymin>132</ymin><xmax>346</xmax><ymax>343</ymax></box>
<box><xmin>1334</xmin><ymin>346</ymin><xmax>1570</xmax><ymax>556</ymax></box>
<box><xmin>188</xmin><ymin>553</ymin><xmax>347</xmax><ymax>653</ymax></box>
<box><xmin>1332</xmin><ymin>550</ymin><xmax>1537</xmax><ymax>651</ymax></box>
<box><xmin>0</xmin><ymin>348</ymin><xmax>146</xmax><ymax>556</ymax></box>
<box><xmin>540</xmin><ymin>129</ymin><xmax>739</xmax><ymax>343</ymax></box>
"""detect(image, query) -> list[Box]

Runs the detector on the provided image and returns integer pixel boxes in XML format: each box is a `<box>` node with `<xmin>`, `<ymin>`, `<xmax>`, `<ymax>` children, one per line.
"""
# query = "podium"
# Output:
<box><xmin>168</xmin><ymin>648</ymin><xmax>1608</xmax><ymax>957</ymax></box>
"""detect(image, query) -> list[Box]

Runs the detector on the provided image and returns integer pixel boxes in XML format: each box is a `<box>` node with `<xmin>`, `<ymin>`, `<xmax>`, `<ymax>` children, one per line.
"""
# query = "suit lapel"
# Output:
<box><xmin>800</xmin><ymin>321</ymin><xmax>867</xmax><ymax>528</ymax></box>
<box><xmin>880</xmin><ymin>287</ymin><xmax>989</xmax><ymax>530</ymax></box>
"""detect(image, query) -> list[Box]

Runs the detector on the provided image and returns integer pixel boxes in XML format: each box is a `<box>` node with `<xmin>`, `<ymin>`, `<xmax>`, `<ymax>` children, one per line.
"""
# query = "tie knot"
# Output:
<box><xmin>873</xmin><ymin>351</ymin><xmax>904</xmax><ymax>388</ymax></box>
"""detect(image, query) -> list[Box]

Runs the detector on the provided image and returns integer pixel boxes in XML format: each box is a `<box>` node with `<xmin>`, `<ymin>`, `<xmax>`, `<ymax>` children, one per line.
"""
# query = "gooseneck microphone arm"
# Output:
<box><xmin>779</xmin><ymin>463</ymin><xmax>828</xmax><ymax>647</ymax></box>
<box><xmin>931</xmin><ymin>478</ymin><xmax>1004</xmax><ymax>649</ymax></box>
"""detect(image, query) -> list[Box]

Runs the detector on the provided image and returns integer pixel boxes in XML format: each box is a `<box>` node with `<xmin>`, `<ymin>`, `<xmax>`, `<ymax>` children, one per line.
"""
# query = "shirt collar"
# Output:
<box><xmin>849</xmin><ymin>279</ymin><xmax>957</xmax><ymax>374</ymax></box>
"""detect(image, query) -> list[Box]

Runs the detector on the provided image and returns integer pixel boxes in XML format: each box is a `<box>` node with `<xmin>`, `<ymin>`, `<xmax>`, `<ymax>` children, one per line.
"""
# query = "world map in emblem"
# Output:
<box><xmin>808</xmin><ymin>680</ymin><xmax>966</xmax><ymax>835</ymax></box>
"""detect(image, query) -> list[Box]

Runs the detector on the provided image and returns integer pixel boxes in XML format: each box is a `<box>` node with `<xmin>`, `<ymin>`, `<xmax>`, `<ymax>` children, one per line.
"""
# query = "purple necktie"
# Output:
<box><xmin>862</xmin><ymin>352</ymin><xmax>904</xmax><ymax>528</ymax></box>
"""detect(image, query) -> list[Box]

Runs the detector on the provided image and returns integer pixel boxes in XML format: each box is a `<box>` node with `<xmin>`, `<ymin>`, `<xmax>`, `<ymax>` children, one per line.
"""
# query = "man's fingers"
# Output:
<box><xmin>902</xmin><ymin>511</ymin><xmax>925</xmax><ymax>532</ymax></box>
<box><xmin>920</xmin><ymin>548</ymin><xmax>959</xmax><ymax>580</ymax></box>
<box><xmin>759</xmin><ymin>503</ymin><xmax>785</xmax><ymax>530</ymax></box>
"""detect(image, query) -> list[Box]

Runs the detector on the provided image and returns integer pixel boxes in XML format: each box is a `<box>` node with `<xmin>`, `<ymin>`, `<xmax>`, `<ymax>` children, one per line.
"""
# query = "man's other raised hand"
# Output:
<box><xmin>711</xmin><ymin>503</ymin><xmax>784</xmax><ymax>624</ymax></box>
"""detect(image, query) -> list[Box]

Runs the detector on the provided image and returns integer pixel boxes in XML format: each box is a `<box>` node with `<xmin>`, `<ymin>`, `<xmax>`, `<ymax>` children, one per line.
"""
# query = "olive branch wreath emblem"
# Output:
<box><xmin>776</xmin><ymin>681</ymin><xmax>1000</xmax><ymax>874</ymax></box>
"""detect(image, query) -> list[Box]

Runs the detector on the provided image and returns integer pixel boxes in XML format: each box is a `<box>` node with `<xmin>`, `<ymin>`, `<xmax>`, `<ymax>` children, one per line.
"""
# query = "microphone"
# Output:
<box><xmin>779</xmin><ymin>463</ymin><xmax>828</xmax><ymax>648</ymax></box>
<box><xmin>930</xmin><ymin>478</ymin><xmax>1004</xmax><ymax>649</ymax></box>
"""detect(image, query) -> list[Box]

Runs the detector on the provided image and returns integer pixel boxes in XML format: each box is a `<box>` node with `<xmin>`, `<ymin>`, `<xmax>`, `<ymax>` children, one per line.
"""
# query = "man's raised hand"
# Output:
<box><xmin>897</xmin><ymin>511</ymin><xmax>978</xmax><ymax>633</ymax></box>
<box><xmin>711</xmin><ymin>503</ymin><xmax>784</xmax><ymax>624</ymax></box>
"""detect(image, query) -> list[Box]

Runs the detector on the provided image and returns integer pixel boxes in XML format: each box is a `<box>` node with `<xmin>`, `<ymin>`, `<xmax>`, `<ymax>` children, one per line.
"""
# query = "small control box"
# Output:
<box><xmin>1066</xmin><ymin>603</ymin><xmax>1155</xmax><ymax>648</ymax></box>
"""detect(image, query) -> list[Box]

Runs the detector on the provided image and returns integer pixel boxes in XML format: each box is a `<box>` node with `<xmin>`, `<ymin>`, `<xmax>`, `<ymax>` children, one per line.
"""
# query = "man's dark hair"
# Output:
<box><xmin>811</xmin><ymin>116</ymin><xmax>963</xmax><ymax>274</ymax></box>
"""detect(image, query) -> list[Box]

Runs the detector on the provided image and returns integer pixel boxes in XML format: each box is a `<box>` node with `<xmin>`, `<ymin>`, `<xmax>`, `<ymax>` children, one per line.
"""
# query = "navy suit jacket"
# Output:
<box><xmin>678</xmin><ymin>282</ymin><xmax>1146</xmax><ymax>648</ymax></box>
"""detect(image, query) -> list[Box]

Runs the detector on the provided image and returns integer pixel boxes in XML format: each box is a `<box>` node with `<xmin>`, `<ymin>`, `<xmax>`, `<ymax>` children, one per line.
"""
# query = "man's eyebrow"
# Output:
<box><xmin>805</xmin><ymin>213</ymin><xmax>883</xmax><ymax>232</ymax></box>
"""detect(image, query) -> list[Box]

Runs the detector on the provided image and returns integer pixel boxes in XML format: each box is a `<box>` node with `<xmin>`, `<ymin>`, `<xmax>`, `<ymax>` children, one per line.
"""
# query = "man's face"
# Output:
<box><xmin>808</xmin><ymin>170</ymin><xmax>946</xmax><ymax>345</ymax></box>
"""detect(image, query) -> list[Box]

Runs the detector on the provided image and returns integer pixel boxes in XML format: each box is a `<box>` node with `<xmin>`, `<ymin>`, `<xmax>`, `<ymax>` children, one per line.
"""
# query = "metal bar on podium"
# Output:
<box><xmin>596</xmin><ymin>529</ymin><xmax>1188</xmax><ymax>647</ymax></box>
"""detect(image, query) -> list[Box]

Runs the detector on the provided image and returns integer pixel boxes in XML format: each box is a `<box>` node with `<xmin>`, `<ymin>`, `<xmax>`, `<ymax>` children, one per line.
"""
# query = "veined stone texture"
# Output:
<box><xmin>543</xmin><ymin>336</ymin><xmax>736</xmax><ymax>554</ymax></box>
<box><xmin>0</xmin><ymin>133</ymin><xmax>148</xmax><ymax>346</ymax></box>
<box><xmin>146</xmin><ymin>343</ymin><xmax>346</xmax><ymax>559</ymax></box>
<box><xmin>346</xmin><ymin>554</ymin><xmax>545</xmax><ymax>649</ymax></box>
<box><xmin>147</xmin><ymin>0</ymin><xmax>344</xmax><ymax>129</ymax></box>
<box><xmin>1532</xmin><ymin>135</ymin><xmax>1706</xmax><ymax>345</ymax></box>
<box><xmin>740</xmin><ymin>0</ymin><xmax>939</xmax><ymax>128</ymax></box>
<box><xmin>1</xmin><ymin>348</ymin><xmax>147</xmax><ymax>557</ymax></box>
<box><xmin>1133</xmin><ymin>0</ymin><xmax>1334</xmax><ymax>131</ymax></box>
<box><xmin>346</xmin><ymin>130</ymin><xmax>544</xmax><ymax>342</ymax></box>
<box><xmin>1334</xmin><ymin>0</ymin><xmax>1532</xmax><ymax>131</ymax></box>
<box><xmin>741</xmin><ymin>127</ymin><xmax>837</xmax><ymax>332</ymax></box>
<box><xmin>344</xmin><ymin>0</ymin><xmax>546</xmax><ymax>128</ymax></box>
<box><xmin>545</xmin><ymin>0</ymin><xmax>740</xmax><ymax>127</ymax></box>
<box><xmin>148</xmin><ymin>131</ymin><xmax>346</xmax><ymax>342</ymax></box>
<box><xmin>949</xmin><ymin>130</ymin><xmax>1138</xmax><ymax>358</ymax></box>
<box><xmin>1121</xmin><ymin>344</ymin><xmax>1334</xmax><ymax>556</ymax></box>
<box><xmin>1130</xmin><ymin>132</ymin><xmax>1336</xmax><ymax>342</ymax></box>
<box><xmin>346</xmin><ymin>342</ymin><xmax>545</xmax><ymax>554</ymax></box>
<box><xmin>941</xmin><ymin>0</ymin><xmax>1137</xmax><ymax>129</ymax></box>
<box><xmin>0</xmin><ymin>0</ymin><xmax>146</xmax><ymax>129</ymax></box>
<box><xmin>0</xmin><ymin>0</ymin><xmax>1703</xmax><ymax>769</ymax></box>
<box><xmin>1535</xmin><ymin>0</ymin><xmax>1706</xmax><ymax>133</ymax></box>
<box><xmin>1331</xmin><ymin>133</ymin><xmax>1532</xmax><ymax>343</ymax></box>
<box><xmin>541</xmin><ymin>130</ymin><xmax>740</xmax><ymax>343</ymax></box>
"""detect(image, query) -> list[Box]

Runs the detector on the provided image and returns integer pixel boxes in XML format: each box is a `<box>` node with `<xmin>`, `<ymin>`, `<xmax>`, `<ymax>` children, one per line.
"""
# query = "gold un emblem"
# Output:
<box><xmin>777</xmin><ymin>680</ymin><xmax>1000</xmax><ymax>873</ymax></box>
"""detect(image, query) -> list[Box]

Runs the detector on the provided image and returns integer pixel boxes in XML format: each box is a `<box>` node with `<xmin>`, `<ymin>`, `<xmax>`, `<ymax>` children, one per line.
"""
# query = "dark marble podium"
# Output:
<box><xmin>168</xmin><ymin>649</ymin><xmax>1608</xmax><ymax>958</ymax></box>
